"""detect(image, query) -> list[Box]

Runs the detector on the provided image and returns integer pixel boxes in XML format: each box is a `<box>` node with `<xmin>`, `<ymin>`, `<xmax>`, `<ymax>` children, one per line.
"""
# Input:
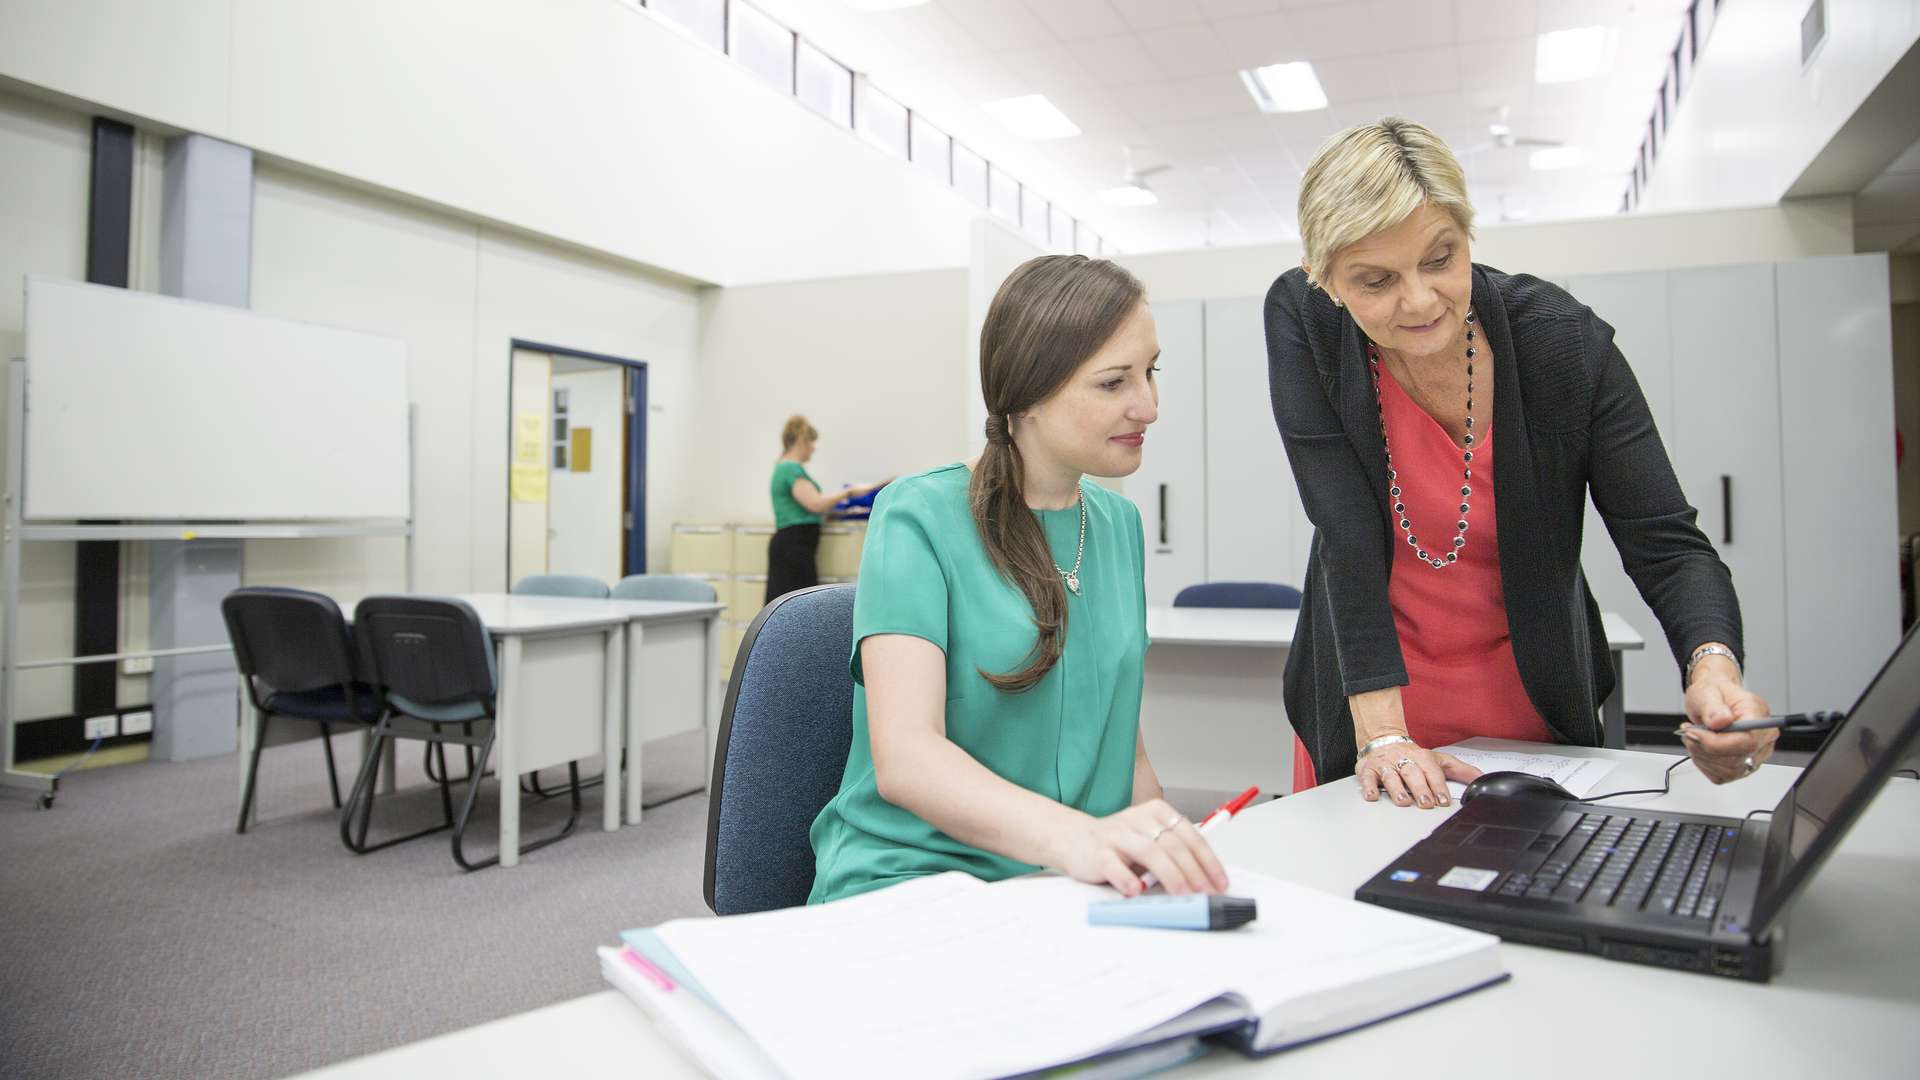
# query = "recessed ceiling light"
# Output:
<box><xmin>1535</xmin><ymin>26</ymin><xmax>1608</xmax><ymax>83</ymax></box>
<box><xmin>1101</xmin><ymin>185</ymin><xmax>1158</xmax><ymax>207</ymax></box>
<box><xmin>844</xmin><ymin>1</ymin><xmax>931</xmax><ymax>10</ymax></box>
<box><xmin>1239</xmin><ymin>63</ymin><xmax>1328</xmax><ymax>114</ymax></box>
<box><xmin>1529</xmin><ymin>146</ymin><xmax>1586</xmax><ymax>170</ymax></box>
<box><xmin>981</xmin><ymin>94</ymin><xmax>1082</xmax><ymax>140</ymax></box>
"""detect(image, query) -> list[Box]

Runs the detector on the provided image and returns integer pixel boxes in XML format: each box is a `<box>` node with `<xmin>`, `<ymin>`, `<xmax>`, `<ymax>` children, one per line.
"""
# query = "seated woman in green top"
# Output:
<box><xmin>809</xmin><ymin>255</ymin><xmax>1228</xmax><ymax>905</ymax></box>
<box><xmin>767</xmin><ymin>415</ymin><xmax>880</xmax><ymax>605</ymax></box>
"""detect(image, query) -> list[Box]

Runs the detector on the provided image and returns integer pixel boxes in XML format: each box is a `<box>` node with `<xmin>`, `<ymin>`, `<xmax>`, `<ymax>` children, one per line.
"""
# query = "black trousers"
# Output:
<box><xmin>765</xmin><ymin>524</ymin><xmax>821</xmax><ymax>605</ymax></box>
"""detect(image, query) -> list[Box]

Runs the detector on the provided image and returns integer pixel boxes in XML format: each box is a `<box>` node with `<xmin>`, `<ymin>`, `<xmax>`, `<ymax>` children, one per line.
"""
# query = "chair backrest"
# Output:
<box><xmin>611</xmin><ymin>574</ymin><xmax>718</xmax><ymax>603</ymax></box>
<box><xmin>220</xmin><ymin>587</ymin><xmax>360</xmax><ymax>699</ymax></box>
<box><xmin>1172</xmin><ymin>581</ymin><xmax>1303</xmax><ymax>609</ymax></box>
<box><xmin>353</xmin><ymin>596</ymin><xmax>496</xmax><ymax>713</ymax></box>
<box><xmin>511</xmin><ymin>573</ymin><xmax>610</xmax><ymax>599</ymax></box>
<box><xmin>705</xmin><ymin>583</ymin><xmax>856</xmax><ymax>915</ymax></box>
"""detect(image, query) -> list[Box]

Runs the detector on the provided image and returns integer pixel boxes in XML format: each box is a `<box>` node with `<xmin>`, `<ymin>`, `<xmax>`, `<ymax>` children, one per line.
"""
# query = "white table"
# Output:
<box><xmin>238</xmin><ymin>593</ymin><xmax>721</xmax><ymax>866</ymax></box>
<box><xmin>597</xmin><ymin>598</ymin><xmax>726</xmax><ymax>831</ymax></box>
<box><xmin>1142</xmin><ymin>608</ymin><xmax>1645</xmax><ymax>794</ymax></box>
<box><xmin>295</xmin><ymin>743</ymin><xmax>1920</xmax><ymax>1077</ymax></box>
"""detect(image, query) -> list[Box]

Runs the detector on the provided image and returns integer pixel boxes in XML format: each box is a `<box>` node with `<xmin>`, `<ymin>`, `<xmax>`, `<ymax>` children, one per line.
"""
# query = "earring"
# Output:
<box><xmin>1332</xmin><ymin>296</ymin><xmax>1344</xmax><ymax>308</ymax></box>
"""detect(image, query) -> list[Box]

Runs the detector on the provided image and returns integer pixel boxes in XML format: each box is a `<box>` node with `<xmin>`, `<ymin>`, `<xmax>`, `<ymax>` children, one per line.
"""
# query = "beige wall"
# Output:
<box><xmin>689</xmin><ymin>269</ymin><xmax>969</xmax><ymax>526</ymax></box>
<box><xmin>1116</xmin><ymin>198</ymin><xmax>1858</xmax><ymax>302</ymax></box>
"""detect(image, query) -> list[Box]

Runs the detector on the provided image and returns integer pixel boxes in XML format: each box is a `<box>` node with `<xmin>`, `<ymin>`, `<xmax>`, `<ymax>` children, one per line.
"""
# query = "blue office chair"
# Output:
<box><xmin>704</xmin><ymin>583</ymin><xmax>856</xmax><ymax>915</ymax></box>
<box><xmin>346</xmin><ymin>595</ymin><xmax>581</xmax><ymax>870</ymax></box>
<box><xmin>611</xmin><ymin>574</ymin><xmax>718</xmax><ymax>603</ymax></box>
<box><xmin>221</xmin><ymin>587</ymin><xmax>385</xmax><ymax>834</ymax></box>
<box><xmin>512</xmin><ymin>574</ymin><xmax>610</xmax><ymax>599</ymax></box>
<box><xmin>1173</xmin><ymin>581</ymin><xmax>1303</xmax><ymax>609</ymax></box>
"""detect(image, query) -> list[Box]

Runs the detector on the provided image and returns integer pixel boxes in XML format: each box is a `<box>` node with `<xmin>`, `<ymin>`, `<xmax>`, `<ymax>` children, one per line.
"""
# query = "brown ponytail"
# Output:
<box><xmin>972</xmin><ymin>255</ymin><xmax>1144</xmax><ymax>693</ymax></box>
<box><xmin>780</xmin><ymin>414</ymin><xmax>819</xmax><ymax>450</ymax></box>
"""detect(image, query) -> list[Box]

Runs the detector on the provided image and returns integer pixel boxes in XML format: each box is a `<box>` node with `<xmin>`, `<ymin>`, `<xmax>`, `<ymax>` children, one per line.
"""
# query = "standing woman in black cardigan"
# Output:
<box><xmin>1266</xmin><ymin>118</ymin><xmax>1777</xmax><ymax>809</ymax></box>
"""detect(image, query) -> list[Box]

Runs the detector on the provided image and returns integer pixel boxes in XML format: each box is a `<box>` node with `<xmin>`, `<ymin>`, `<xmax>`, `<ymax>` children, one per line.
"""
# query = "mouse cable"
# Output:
<box><xmin>1583</xmin><ymin>755</ymin><xmax>1691</xmax><ymax>802</ymax></box>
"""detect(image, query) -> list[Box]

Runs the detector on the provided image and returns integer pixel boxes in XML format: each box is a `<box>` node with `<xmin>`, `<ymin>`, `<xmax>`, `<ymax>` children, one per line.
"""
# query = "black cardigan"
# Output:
<box><xmin>1264</xmin><ymin>264</ymin><xmax>1744</xmax><ymax>784</ymax></box>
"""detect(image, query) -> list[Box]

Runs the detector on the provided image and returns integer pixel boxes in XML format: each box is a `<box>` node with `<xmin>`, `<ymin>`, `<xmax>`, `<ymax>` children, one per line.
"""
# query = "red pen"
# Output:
<box><xmin>1136</xmin><ymin>785</ymin><xmax>1259</xmax><ymax>893</ymax></box>
<box><xmin>1196</xmin><ymin>785</ymin><xmax>1260</xmax><ymax>835</ymax></box>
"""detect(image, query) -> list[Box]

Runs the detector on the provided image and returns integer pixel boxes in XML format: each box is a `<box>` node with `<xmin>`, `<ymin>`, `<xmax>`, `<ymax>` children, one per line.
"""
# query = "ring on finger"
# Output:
<box><xmin>1395</xmin><ymin>757</ymin><xmax>1416</xmax><ymax>770</ymax></box>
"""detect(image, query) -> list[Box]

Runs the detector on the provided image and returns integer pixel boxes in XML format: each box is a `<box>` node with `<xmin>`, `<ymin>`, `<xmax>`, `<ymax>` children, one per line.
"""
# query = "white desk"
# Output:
<box><xmin>238</xmin><ymin>594</ymin><xmax>725</xmax><ymax>866</ymax></box>
<box><xmin>597</xmin><ymin>598</ymin><xmax>726</xmax><ymax>831</ymax></box>
<box><xmin>1142</xmin><ymin>608</ymin><xmax>1646</xmax><ymax>794</ymax></box>
<box><xmin>296</xmin><ymin>743</ymin><xmax>1920</xmax><ymax>1078</ymax></box>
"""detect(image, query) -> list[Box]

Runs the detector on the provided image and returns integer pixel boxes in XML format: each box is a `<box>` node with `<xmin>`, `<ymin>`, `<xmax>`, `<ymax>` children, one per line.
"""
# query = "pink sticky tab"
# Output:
<box><xmin>620</xmin><ymin>947</ymin><xmax>676</xmax><ymax>992</ymax></box>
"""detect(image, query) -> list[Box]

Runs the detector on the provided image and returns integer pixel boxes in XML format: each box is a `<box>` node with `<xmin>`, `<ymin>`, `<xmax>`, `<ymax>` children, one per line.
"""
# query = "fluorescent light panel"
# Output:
<box><xmin>981</xmin><ymin>94</ymin><xmax>1081</xmax><ymax>140</ymax></box>
<box><xmin>1535</xmin><ymin>26</ymin><xmax>1608</xmax><ymax>83</ymax></box>
<box><xmin>1101</xmin><ymin>185</ymin><xmax>1158</xmax><ymax>207</ymax></box>
<box><xmin>1529</xmin><ymin>146</ymin><xmax>1586</xmax><ymax>170</ymax></box>
<box><xmin>1239</xmin><ymin>62</ymin><xmax>1327</xmax><ymax>113</ymax></box>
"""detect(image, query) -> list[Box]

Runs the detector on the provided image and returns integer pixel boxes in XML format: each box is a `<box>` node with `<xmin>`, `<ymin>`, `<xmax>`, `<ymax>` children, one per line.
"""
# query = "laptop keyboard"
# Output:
<box><xmin>1492</xmin><ymin>814</ymin><xmax>1741</xmax><ymax>919</ymax></box>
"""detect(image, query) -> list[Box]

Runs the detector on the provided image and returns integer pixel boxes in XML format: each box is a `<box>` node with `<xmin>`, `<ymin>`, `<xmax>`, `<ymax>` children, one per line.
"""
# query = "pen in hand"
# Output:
<box><xmin>1138</xmin><ymin>785</ymin><xmax>1259</xmax><ymax>892</ymax></box>
<box><xmin>1677</xmin><ymin>710</ymin><xmax>1843</xmax><ymax>736</ymax></box>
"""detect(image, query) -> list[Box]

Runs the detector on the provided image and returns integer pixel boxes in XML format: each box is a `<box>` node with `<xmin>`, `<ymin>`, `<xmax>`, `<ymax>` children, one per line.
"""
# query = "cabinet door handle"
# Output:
<box><xmin>1158</xmin><ymin>484</ymin><xmax>1169</xmax><ymax>545</ymax></box>
<box><xmin>1720</xmin><ymin>474</ymin><xmax>1732</xmax><ymax>545</ymax></box>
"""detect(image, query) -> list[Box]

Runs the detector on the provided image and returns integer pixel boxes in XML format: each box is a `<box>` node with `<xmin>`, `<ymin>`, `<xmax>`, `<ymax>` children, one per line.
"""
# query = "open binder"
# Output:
<box><xmin>600</xmin><ymin>866</ymin><xmax>1506</xmax><ymax>1079</ymax></box>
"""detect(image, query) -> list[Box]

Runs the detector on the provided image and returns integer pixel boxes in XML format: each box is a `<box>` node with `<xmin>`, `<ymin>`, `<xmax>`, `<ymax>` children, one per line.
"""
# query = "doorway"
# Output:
<box><xmin>506</xmin><ymin>342</ymin><xmax>648</xmax><ymax>589</ymax></box>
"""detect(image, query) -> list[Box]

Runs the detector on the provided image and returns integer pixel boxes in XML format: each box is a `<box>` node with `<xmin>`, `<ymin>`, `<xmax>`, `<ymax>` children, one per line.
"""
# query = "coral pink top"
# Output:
<box><xmin>1293</xmin><ymin>358</ymin><xmax>1549</xmax><ymax>790</ymax></box>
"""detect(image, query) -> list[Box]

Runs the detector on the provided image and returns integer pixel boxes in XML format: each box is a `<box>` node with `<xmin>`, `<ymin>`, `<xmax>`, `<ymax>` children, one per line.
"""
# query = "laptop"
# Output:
<box><xmin>1354</xmin><ymin>625</ymin><xmax>1920</xmax><ymax>982</ymax></box>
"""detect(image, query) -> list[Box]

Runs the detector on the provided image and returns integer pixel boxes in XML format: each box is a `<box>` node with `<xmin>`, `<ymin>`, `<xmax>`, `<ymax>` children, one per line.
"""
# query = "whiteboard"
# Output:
<box><xmin>22</xmin><ymin>277</ymin><xmax>410</xmax><ymax>521</ymax></box>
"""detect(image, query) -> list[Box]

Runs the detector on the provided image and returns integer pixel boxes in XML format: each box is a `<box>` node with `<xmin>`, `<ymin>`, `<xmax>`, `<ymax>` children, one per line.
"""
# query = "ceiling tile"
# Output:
<box><xmin>1063</xmin><ymin>33</ymin><xmax>1169</xmax><ymax>84</ymax></box>
<box><xmin>1023</xmin><ymin>0</ymin><xmax>1133</xmax><ymax>42</ymax></box>
<box><xmin>1331</xmin><ymin>95</ymin><xmax>1403</xmax><ymax>128</ymax></box>
<box><xmin>1452</xmin><ymin>0</ymin><xmax>1536</xmax><ymax>43</ymax></box>
<box><xmin>1310</xmin><ymin>54</ymin><xmax>1391</xmax><ymax>104</ymax></box>
<box><xmin>1395</xmin><ymin>92</ymin><xmax>1467</xmax><ymax>133</ymax></box>
<box><xmin>1138</xmin><ymin>21</ymin><xmax>1239</xmax><ymax>78</ymax></box>
<box><xmin>1210</xmin><ymin>13</ymin><xmax>1302</xmax><ymax>68</ymax></box>
<box><xmin>1459</xmin><ymin>35</ymin><xmax>1533</xmax><ymax>91</ymax></box>
<box><xmin>1198</xmin><ymin>0</ymin><xmax>1289</xmax><ymax>17</ymax></box>
<box><xmin>1389</xmin><ymin>45</ymin><xmax>1462</xmax><ymax>97</ymax></box>
<box><xmin>1110</xmin><ymin>0</ymin><xmax>1210</xmax><ymax>31</ymax></box>
<box><xmin>1165</xmin><ymin>73</ymin><xmax>1263</xmax><ymax>116</ymax></box>
<box><xmin>1288</xmin><ymin>1</ymin><xmax>1378</xmax><ymax>58</ymax></box>
<box><xmin>997</xmin><ymin>44</ymin><xmax>1099</xmax><ymax>93</ymax></box>
<box><xmin>941</xmin><ymin>0</ymin><xmax>1059</xmax><ymax>51</ymax></box>
<box><xmin>1364</xmin><ymin>0</ymin><xmax>1458</xmax><ymax>54</ymax></box>
<box><xmin>881</xmin><ymin>6</ymin><xmax>991</xmax><ymax>58</ymax></box>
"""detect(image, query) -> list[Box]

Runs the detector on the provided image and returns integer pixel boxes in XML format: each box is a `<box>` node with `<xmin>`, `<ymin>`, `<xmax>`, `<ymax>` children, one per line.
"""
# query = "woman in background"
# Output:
<box><xmin>767</xmin><ymin>415</ymin><xmax>878</xmax><ymax>605</ymax></box>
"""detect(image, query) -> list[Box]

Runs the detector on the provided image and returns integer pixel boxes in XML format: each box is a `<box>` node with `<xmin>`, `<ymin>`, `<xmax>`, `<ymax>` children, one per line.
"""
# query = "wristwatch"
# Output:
<box><xmin>1686</xmin><ymin>643</ymin><xmax>1741</xmax><ymax>685</ymax></box>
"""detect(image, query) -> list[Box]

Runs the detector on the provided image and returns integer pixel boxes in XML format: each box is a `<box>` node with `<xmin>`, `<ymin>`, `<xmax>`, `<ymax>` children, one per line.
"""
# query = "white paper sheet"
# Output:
<box><xmin>1435</xmin><ymin>745</ymin><xmax>1618</xmax><ymax>798</ymax></box>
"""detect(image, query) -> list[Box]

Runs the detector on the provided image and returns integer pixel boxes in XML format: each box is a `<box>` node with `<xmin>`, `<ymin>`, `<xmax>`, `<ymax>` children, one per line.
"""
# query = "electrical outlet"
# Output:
<box><xmin>122</xmin><ymin>655</ymin><xmax>154</xmax><ymax>675</ymax></box>
<box><xmin>120</xmin><ymin>710</ymin><xmax>153</xmax><ymax>736</ymax></box>
<box><xmin>83</xmin><ymin>715</ymin><xmax>118</xmax><ymax>740</ymax></box>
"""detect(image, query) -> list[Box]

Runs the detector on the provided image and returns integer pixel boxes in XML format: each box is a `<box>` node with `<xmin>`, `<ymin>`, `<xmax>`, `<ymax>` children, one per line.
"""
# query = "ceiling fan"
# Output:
<box><xmin>1467</xmin><ymin>106</ymin><xmax>1563</xmax><ymax>153</ymax></box>
<box><xmin>1102</xmin><ymin>146</ymin><xmax>1172</xmax><ymax>206</ymax></box>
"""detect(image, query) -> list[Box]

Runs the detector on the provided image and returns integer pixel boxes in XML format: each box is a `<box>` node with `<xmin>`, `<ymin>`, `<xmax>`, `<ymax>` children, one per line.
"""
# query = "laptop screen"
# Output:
<box><xmin>1754</xmin><ymin>624</ymin><xmax>1920</xmax><ymax>932</ymax></box>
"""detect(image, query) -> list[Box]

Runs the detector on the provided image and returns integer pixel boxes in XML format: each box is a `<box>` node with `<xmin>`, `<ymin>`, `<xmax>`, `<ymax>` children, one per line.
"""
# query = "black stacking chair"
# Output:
<box><xmin>221</xmin><ymin>588</ymin><xmax>385</xmax><ymax>834</ymax></box>
<box><xmin>346</xmin><ymin>595</ymin><xmax>581</xmax><ymax>870</ymax></box>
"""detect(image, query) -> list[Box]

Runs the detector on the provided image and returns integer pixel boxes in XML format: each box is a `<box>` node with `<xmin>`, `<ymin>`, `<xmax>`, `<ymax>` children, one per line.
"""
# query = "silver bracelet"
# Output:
<box><xmin>1358</xmin><ymin>733</ymin><xmax>1416</xmax><ymax>758</ymax></box>
<box><xmin>1686</xmin><ymin>644</ymin><xmax>1741</xmax><ymax>685</ymax></box>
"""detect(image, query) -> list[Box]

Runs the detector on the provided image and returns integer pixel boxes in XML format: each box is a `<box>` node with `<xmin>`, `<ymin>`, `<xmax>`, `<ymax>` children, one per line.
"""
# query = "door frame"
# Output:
<box><xmin>507</xmin><ymin>340</ymin><xmax>649</xmax><ymax>580</ymax></box>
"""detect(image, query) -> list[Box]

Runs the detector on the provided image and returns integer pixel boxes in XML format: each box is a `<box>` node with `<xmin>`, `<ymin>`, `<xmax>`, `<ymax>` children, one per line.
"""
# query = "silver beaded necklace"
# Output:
<box><xmin>1051</xmin><ymin>482</ymin><xmax>1087</xmax><ymax>595</ymax></box>
<box><xmin>1367</xmin><ymin>309</ymin><xmax>1477</xmax><ymax>570</ymax></box>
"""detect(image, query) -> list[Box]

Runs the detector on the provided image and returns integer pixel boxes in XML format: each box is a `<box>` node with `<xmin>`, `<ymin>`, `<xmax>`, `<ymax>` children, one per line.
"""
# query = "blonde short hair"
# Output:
<box><xmin>780</xmin><ymin>414</ymin><xmax>818</xmax><ymax>450</ymax></box>
<box><xmin>1297</xmin><ymin>118</ymin><xmax>1475</xmax><ymax>292</ymax></box>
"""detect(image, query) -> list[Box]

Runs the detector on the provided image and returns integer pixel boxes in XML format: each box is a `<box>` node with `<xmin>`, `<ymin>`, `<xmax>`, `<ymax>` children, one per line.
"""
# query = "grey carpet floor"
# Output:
<box><xmin>0</xmin><ymin>730</ymin><xmax>715</xmax><ymax>1079</ymax></box>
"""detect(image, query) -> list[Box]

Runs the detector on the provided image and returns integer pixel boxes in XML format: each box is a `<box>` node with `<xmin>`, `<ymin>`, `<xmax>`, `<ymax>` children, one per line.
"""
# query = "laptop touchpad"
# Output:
<box><xmin>1465</xmin><ymin>826</ymin><xmax>1537</xmax><ymax>851</ymax></box>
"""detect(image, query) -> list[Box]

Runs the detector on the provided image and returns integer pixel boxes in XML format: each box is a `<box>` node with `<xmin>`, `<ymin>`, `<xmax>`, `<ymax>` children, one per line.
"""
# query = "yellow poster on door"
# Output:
<box><xmin>514</xmin><ymin>413</ymin><xmax>545</xmax><ymax>467</ymax></box>
<box><xmin>569</xmin><ymin>427</ymin><xmax>592</xmax><ymax>472</ymax></box>
<box><xmin>510</xmin><ymin>463</ymin><xmax>547</xmax><ymax>503</ymax></box>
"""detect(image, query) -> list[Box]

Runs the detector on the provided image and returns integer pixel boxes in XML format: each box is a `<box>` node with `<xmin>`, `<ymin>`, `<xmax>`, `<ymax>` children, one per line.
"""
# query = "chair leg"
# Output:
<box><xmin>319</xmin><ymin>722</ymin><xmax>343</xmax><ymax>809</ymax></box>
<box><xmin>451</xmin><ymin>728</ymin><xmax>583</xmax><ymax>871</ymax></box>
<box><xmin>451</xmin><ymin>724</ymin><xmax>502</xmax><ymax>872</ymax></box>
<box><xmin>433</xmin><ymin>727</ymin><xmax>455</xmax><ymax>823</ymax></box>
<box><xmin>237</xmin><ymin>715</ymin><xmax>270</xmax><ymax>834</ymax></box>
<box><xmin>339</xmin><ymin>719</ymin><xmax>455</xmax><ymax>856</ymax></box>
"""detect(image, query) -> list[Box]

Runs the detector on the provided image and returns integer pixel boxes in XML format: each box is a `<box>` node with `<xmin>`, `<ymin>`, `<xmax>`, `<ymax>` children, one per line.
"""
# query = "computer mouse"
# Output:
<box><xmin>1460</xmin><ymin>771</ymin><xmax>1579</xmax><ymax>804</ymax></box>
